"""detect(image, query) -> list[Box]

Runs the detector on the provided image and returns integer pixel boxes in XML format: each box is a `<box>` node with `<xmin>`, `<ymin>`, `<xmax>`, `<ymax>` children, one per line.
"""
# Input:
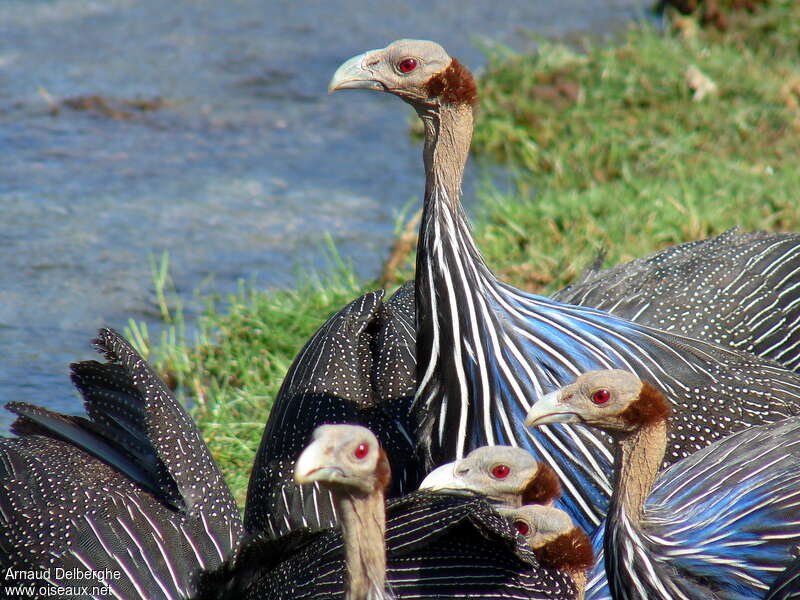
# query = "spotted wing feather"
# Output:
<box><xmin>0</xmin><ymin>328</ymin><xmax>242</xmax><ymax>598</ymax></box>
<box><xmin>236</xmin><ymin>494</ymin><xmax>578</xmax><ymax>600</ymax></box>
<box><xmin>244</xmin><ymin>284</ymin><xmax>419</xmax><ymax>539</ymax></box>
<box><xmin>554</xmin><ymin>229</ymin><xmax>800</xmax><ymax>371</ymax></box>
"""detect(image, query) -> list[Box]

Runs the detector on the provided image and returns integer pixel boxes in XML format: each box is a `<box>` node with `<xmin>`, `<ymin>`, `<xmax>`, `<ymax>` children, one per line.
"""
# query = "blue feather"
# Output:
<box><xmin>583</xmin><ymin>416</ymin><xmax>800</xmax><ymax>600</ymax></box>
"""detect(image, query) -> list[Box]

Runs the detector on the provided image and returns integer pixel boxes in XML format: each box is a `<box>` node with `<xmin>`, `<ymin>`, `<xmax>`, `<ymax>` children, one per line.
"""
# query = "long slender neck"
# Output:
<box><xmin>572</xmin><ymin>571</ymin><xmax>586</xmax><ymax>600</ymax></box>
<box><xmin>334</xmin><ymin>490</ymin><xmax>387</xmax><ymax>600</ymax></box>
<box><xmin>416</xmin><ymin>98</ymin><xmax>498</xmax><ymax>466</ymax></box>
<box><xmin>604</xmin><ymin>419</ymin><xmax>669</xmax><ymax>599</ymax></box>
<box><xmin>416</xmin><ymin>101</ymin><xmax>486</xmax><ymax>273</ymax></box>
<box><xmin>413</xmin><ymin>100</ymin><xmax>496</xmax><ymax>466</ymax></box>
<box><xmin>611</xmin><ymin>421</ymin><xmax>666</xmax><ymax>520</ymax></box>
<box><xmin>420</xmin><ymin>103</ymin><xmax>473</xmax><ymax>214</ymax></box>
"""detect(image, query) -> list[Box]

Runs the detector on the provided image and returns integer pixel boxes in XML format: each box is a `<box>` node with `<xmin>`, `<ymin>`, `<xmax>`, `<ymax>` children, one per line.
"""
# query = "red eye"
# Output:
<box><xmin>592</xmin><ymin>389</ymin><xmax>611</xmax><ymax>405</ymax></box>
<box><xmin>514</xmin><ymin>521</ymin><xmax>530</xmax><ymax>536</ymax></box>
<box><xmin>398</xmin><ymin>58</ymin><xmax>417</xmax><ymax>73</ymax></box>
<box><xmin>491</xmin><ymin>464</ymin><xmax>510</xmax><ymax>479</ymax></box>
<box><xmin>354</xmin><ymin>443</ymin><xmax>369</xmax><ymax>459</ymax></box>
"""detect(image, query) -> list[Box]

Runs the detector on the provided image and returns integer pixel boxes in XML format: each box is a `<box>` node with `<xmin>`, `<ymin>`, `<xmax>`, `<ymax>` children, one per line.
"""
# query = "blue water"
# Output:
<box><xmin>0</xmin><ymin>0</ymin><xmax>648</xmax><ymax>431</ymax></box>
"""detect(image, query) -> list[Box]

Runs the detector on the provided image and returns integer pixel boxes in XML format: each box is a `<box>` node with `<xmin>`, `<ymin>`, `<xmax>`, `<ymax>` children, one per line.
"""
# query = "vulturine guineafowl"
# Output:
<box><xmin>526</xmin><ymin>370</ymin><xmax>800</xmax><ymax>600</ymax></box>
<box><xmin>329</xmin><ymin>39</ymin><xmax>800</xmax><ymax>532</ymax></box>
<box><xmin>0</xmin><ymin>328</ymin><xmax>242</xmax><ymax>598</ymax></box>
<box><xmin>244</xmin><ymin>283</ymin><xmax>420</xmax><ymax>539</ymax></box>
<box><xmin>499</xmin><ymin>504</ymin><xmax>594</xmax><ymax>600</ymax></box>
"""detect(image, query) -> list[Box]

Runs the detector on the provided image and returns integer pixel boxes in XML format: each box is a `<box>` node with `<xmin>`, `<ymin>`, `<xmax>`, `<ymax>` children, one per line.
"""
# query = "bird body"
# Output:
<box><xmin>0</xmin><ymin>329</ymin><xmax>242</xmax><ymax>599</ymax></box>
<box><xmin>553</xmin><ymin>228</ymin><xmax>800</xmax><ymax>370</ymax></box>
<box><xmin>329</xmin><ymin>40</ymin><xmax>800</xmax><ymax>533</ymax></box>
<box><xmin>526</xmin><ymin>370</ymin><xmax>800</xmax><ymax>600</ymax></box>
<box><xmin>244</xmin><ymin>283</ymin><xmax>419</xmax><ymax>539</ymax></box>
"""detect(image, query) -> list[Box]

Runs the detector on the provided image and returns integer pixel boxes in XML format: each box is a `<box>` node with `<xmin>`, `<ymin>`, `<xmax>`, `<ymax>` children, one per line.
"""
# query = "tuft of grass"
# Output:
<box><xmin>474</xmin><ymin>5</ymin><xmax>800</xmax><ymax>185</ymax></box>
<box><xmin>131</xmin><ymin>250</ymin><xmax>372</xmax><ymax>507</ymax></box>
<box><xmin>141</xmin><ymin>2</ymin><xmax>800</xmax><ymax>503</ymax></box>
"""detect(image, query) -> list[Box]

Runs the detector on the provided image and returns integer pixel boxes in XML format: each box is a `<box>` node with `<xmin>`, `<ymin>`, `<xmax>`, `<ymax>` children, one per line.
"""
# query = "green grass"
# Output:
<box><xmin>128</xmin><ymin>250</ymin><xmax>373</xmax><ymax>503</ymax></box>
<box><xmin>136</xmin><ymin>1</ymin><xmax>800</xmax><ymax>506</ymax></box>
<box><xmin>467</xmin><ymin>2</ymin><xmax>800</xmax><ymax>291</ymax></box>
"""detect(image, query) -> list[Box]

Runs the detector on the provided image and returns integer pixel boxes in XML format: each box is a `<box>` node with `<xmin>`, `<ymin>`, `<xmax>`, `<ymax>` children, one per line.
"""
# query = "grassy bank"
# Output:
<box><xmin>136</xmin><ymin>1</ymin><xmax>800</xmax><ymax>506</ymax></box>
<box><xmin>468</xmin><ymin>2</ymin><xmax>800</xmax><ymax>291</ymax></box>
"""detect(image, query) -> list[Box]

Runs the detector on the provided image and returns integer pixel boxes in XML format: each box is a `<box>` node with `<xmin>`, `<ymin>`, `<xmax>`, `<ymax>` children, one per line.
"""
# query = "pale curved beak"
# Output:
<box><xmin>328</xmin><ymin>50</ymin><xmax>384</xmax><ymax>93</ymax></box>
<box><xmin>294</xmin><ymin>439</ymin><xmax>343</xmax><ymax>485</ymax></box>
<box><xmin>418</xmin><ymin>460</ymin><xmax>471</xmax><ymax>493</ymax></box>
<box><xmin>524</xmin><ymin>390</ymin><xmax>577</xmax><ymax>427</ymax></box>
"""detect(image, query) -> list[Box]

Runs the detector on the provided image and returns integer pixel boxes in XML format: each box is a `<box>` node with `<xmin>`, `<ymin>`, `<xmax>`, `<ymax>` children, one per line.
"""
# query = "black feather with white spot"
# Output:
<box><xmin>554</xmin><ymin>228</ymin><xmax>800</xmax><ymax>371</ymax></box>
<box><xmin>244</xmin><ymin>283</ymin><xmax>420</xmax><ymax>539</ymax></box>
<box><xmin>0</xmin><ymin>328</ymin><xmax>242</xmax><ymax>598</ymax></box>
<box><xmin>224</xmin><ymin>493</ymin><xmax>579</xmax><ymax>600</ymax></box>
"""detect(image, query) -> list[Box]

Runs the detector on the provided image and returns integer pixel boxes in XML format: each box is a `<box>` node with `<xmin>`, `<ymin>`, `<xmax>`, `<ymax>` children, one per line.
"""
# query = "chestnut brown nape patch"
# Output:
<box><xmin>619</xmin><ymin>380</ymin><xmax>672</xmax><ymax>428</ymax></box>
<box><xmin>521</xmin><ymin>463</ymin><xmax>561</xmax><ymax>505</ymax></box>
<box><xmin>375</xmin><ymin>447</ymin><xmax>392</xmax><ymax>493</ymax></box>
<box><xmin>424</xmin><ymin>58</ymin><xmax>478</xmax><ymax>105</ymax></box>
<box><xmin>534</xmin><ymin>528</ymin><xmax>595</xmax><ymax>573</ymax></box>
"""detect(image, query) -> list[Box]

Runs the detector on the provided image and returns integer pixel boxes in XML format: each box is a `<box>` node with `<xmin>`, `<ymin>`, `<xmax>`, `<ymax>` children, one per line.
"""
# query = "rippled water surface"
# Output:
<box><xmin>0</xmin><ymin>0</ymin><xmax>647</xmax><ymax>430</ymax></box>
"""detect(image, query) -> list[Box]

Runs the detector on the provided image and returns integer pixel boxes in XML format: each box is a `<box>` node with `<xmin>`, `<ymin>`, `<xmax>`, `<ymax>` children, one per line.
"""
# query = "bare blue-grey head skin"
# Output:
<box><xmin>294</xmin><ymin>424</ymin><xmax>386</xmax><ymax>496</ymax></box>
<box><xmin>328</xmin><ymin>39</ymin><xmax>452</xmax><ymax>106</ymax></box>
<box><xmin>294</xmin><ymin>424</ymin><xmax>390</xmax><ymax>600</ymax></box>
<box><xmin>525</xmin><ymin>369</ymin><xmax>645</xmax><ymax>432</ymax></box>
<box><xmin>419</xmin><ymin>445</ymin><xmax>561</xmax><ymax>507</ymax></box>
